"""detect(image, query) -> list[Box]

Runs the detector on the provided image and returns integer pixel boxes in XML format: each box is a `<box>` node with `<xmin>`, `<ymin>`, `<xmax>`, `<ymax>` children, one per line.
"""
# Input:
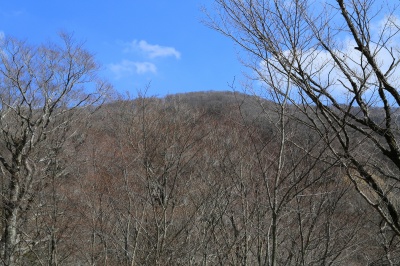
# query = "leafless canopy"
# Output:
<box><xmin>207</xmin><ymin>0</ymin><xmax>400</xmax><ymax>236</ymax></box>
<box><xmin>0</xmin><ymin>32</ymin><xmax>110</xmax><ymax>265</ymax></box>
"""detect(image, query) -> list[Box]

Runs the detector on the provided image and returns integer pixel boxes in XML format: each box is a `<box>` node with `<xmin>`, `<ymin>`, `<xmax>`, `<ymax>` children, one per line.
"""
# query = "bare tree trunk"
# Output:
<box><xmin>3</xmin><ymin>186</ymin><xmax>19</xmax><ymax>266</ymax></box>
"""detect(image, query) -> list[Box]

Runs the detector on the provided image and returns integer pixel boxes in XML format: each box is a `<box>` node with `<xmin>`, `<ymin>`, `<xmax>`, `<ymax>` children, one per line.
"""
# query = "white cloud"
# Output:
<box><xmin>109</xmin><ymin>60</ymin><xmax>157</xmax><ymax>78</ymax></box>
<box><xmin>258</xmin><ymin>35</ymin><xmax>400</xmax><ymax>101</ymax></box>
<box><xmin>125</xmin><ymin>40</ymin><xmax>181</xmax><ymax>59</ymax></box>
<box><xmin>109</xmin><ymin>39</ymin><xmax>180</xmax><ymax>79</ymax></box>
<box><xmin>257</xmin><ymin>13</ymin><xmax>400</xmax><ymax>98</ymax></box>
<box><xmin>134</xmin><ymin>61</ymin><xmax>157</xmax><ymax>74</ymax></box>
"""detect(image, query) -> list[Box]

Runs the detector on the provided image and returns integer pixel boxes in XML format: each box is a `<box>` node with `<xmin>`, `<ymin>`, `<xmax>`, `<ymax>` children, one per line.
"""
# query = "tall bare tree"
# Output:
<box><xmin>206</xmin><ymin>0</ymin><xmax>400</xmax><ymax>246</ymax></box>
<box><xmin>0</xmin><ymin>33</ymin><xmax>110</xmax><ymax>265</ymax></box>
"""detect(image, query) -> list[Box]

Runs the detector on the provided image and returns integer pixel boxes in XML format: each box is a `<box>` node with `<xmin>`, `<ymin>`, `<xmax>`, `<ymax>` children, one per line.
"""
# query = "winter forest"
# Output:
<box><xmin>2</xmin><ymin>0</ymin><xmax>400</xmax><ymax>265</ymax></box>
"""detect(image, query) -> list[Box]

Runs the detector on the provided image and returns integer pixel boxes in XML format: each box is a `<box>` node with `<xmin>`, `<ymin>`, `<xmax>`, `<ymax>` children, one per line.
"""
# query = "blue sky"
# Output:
<box><xmin>0</xmin><ymin>1</ymin><xmax>244</xmax><ymax>96</ymax></box>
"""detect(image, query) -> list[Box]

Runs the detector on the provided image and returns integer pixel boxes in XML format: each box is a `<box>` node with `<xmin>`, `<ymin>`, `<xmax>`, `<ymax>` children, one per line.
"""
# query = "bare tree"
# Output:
<box><xmin>127</xmin><ymin>96</ymin><xmax>209</xmax><ymax>265</ymax></box>
<box><xmin>206</xmin><ymin>0</ymin><xmax>400</xmax><ymax>250</ymax></box>
<box><xmin>0</xmin><ymin>33</ymin><xmax>110</xmax><ymax>265</ymax></box>
<box><xmin>71</xmin><ymin>94</ymin><xmax>213</xmax><ymax>265</ymax></box>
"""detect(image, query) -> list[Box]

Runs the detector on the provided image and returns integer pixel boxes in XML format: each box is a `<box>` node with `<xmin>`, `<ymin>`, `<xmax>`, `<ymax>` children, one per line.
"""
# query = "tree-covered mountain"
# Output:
<box><xmin>1</xmin><ymin>20</ymin><xmax>400</xmax><ymax>264</ymax></box>
<box><xmin>2</xmin><ymin>90</ymin><xmax>391</xmax><ymax>265</ymax></box>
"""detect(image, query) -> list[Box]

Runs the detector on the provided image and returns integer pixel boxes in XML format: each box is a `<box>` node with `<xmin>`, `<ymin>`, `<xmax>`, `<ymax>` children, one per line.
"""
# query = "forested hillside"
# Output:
<box><xmin>0</xmin><ymin>89</ymin><xmax>397</xmax><ymax>265</ymax></box>
<box><xmin>2</xmin><ymin>0</ymin><xmax>400</xmax><ymax>262</ymax></box>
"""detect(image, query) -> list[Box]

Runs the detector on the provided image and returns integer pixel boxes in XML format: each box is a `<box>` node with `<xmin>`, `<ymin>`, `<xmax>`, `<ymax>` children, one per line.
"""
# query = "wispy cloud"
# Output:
<box><xmin>109</xmin><ymin>60</ymin><xmax>157</xmax><ymax>78</ymax></box>
<box><xmin>258</xmin><ymin>36</ymin><xmax>400</xmax><ymax>102</ymax></box>
<box><xmin>257</xmin><ymin>15</ymin><xmax>400</xmax><ymax>100</ymax></box>
<box><xmin>109</xmin><ymin>39</ymin><xmax>180</xmax><ymax>79</ymax></box>
<box><xmin>124</xmin><ymin>40</ymin><xmax>181</xmax><ymax>59</ymax></box>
